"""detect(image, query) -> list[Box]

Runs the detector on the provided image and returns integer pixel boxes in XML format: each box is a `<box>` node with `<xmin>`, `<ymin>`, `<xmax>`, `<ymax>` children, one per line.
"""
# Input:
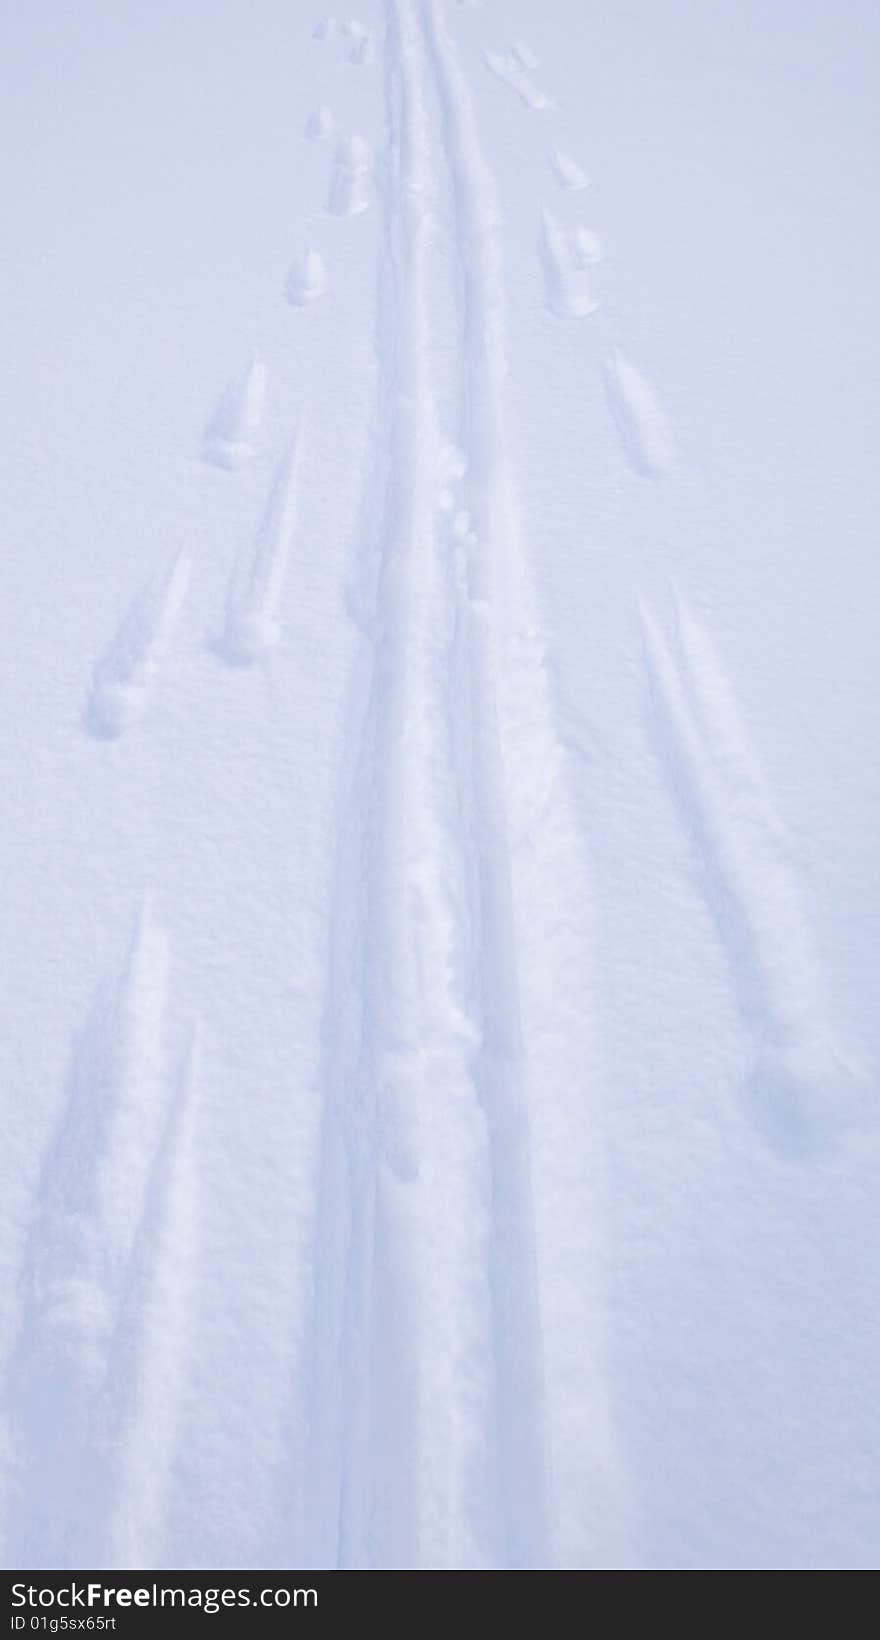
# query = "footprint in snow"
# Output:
<box><xmin>286</xmin><ymin>249</ymin><xmax>327</xmax><ymax>306</ymax></box>
<box><xmin>485</xmin><ymin>43</ymin><xmax>553</xmax><ymax>110</ymax></box>
<box><xmin>314</xmin><ymin>17</ymin><xmax>375</xmax><ymax>66</ymax></box>
<box><xmin>541</xmin><ymin>209</ymin><xmax>602</xmax><ymax>318</ymax></box>
<box><xmin>327</xmin><ymin>135</ymin><xmax>372</xmax><ymax>217</ymax></box>
<box><xmin>305</xmin><ymin>105</ymin><xmax>335</xmax><ymax>142</ymax></box>
<box><xmin>342</xmin><ymin>20</ymin><xmax>376</xmax><ymax>66</ymax></box>
<box><xmin>552</xmin><ymin>149</ymin><xmax>590</xmax><ymax>191</ymax></box>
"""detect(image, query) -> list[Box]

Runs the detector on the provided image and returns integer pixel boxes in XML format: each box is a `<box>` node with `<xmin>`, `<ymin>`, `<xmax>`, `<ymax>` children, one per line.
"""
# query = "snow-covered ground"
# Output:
<box><xmin>1</xmin><ymin>0</ymin><xmax>878</xmax><ymax>1572</ymax></box>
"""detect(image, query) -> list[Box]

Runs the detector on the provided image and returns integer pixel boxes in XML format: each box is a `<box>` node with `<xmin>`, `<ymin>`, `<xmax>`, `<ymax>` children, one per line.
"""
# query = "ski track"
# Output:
<box><xmin>300</xmin><ymin>0</ymin><xmax>634</xmax><ymax>1571</ymax></box>
<box><xmin>303</xmin><ymin>0</ymin><xmax>487</xmax><ymax>1569</ymax></box>
<box><xmin>551</xmin><ymin>148</ymin><xmax>590</xmax><ymax>191</ymax></box>
<box><xmin>541</xmin><ymin>208</ymin><xmax>602</xmax><ymax>318</ymax></box>
<box><xmin>640</xmin><ymin>596</ymin><xmax>863</xmax><ymax>1152</ymax></box>
<box><xmin>603</xmin><ymin>347</ymin><xmax>676</xmax><ymax>479</ymax></box>
<box><xmin>84</xmin><ymin>551</ymin><xmax>191</xmax><ymax>739</ymax></box>
<box><xmin>217</xmin><ymin>432</ymin><xmax>302</xmax><ymax>665</ymax></box>
<box><xmin>203</xmin><ymin>354</ymin><xmax>267</xmax><ymax>470</ymax></box>
<box><xmin>424</xmin><ymin>0</ymin><xmax>634</xmax><ymax>1568</ymax></box>
<box><xmin>424</xmin><ymin>0</ymin><xmax>550</xmax><ymax>1569</ymax></box>
<box><xmin>5</xmin><ymin>906</ymin><xmax>174</xmax><ymax>1566</ymax></box>
<box><xmin>484</xmin><ymin>46</ymin><xmax>553</xmax><ymax>112</ymax></box>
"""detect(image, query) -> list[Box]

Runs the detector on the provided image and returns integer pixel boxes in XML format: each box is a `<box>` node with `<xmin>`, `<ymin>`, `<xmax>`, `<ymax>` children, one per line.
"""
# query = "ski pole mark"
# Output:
<box><xmin>217</xmin><ymin>433</ymin><xmax>302</xmax><ymax>665</ymax></box>
<box><xmin>603</xmin><ymin>348</ymin><xmax>675</xmax><ymax>478</ymax></box>
<box><xmin>85</xmin><ymin>551</ymin><xmax>190</xmax><ymax>740</ymax></box>
<box><xmin>203</xmin><ymin>354</ymin><xmax>267</xmax><ymax>471</ymax></box>
<box><xmin>6</xmin><ymin>905</ymin><xmax>173</xmax><ymax>1565</ymax></box>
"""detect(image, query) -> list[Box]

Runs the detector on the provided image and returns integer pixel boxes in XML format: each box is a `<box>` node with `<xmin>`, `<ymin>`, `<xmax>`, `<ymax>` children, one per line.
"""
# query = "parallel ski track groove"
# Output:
<box><xmin>305</xmin><ymin>0</ymin><xmax>634</xmax><ymax>1569</ymax></box>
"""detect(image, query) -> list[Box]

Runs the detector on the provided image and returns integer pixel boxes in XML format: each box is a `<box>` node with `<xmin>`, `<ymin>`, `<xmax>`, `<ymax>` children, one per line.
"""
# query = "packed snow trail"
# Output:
<box><xmin>300</xmin><ymin>0</ymin><xmax>633</xmax><ymax>1570</ymax></box>
<box><xmin>422</xmin><ymin>0</ymin><xmax>553</xmax><ymax>1569</ymax></box>
<box><xmin>303</xmin><ymin>0</ymin><xmax>489</xmax><ymax>1569</ymax></box>
<box><xmin>424</xmin><ymin>0</ymin><xmax>634</xmax><ymax>1568</ymax></box>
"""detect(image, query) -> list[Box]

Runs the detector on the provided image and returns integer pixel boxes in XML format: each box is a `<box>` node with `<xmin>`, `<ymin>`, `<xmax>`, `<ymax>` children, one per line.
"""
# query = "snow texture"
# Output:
<box><xmin>1</xmin><ymin>0</ymin><xmax>878</xmax><ymax>1575</ymax></box>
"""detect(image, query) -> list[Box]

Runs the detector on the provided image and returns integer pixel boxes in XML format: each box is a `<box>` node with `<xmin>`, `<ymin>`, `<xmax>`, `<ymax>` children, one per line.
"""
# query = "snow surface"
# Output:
<box><xmin>1</xmin><ymin>0</ymin><xmax>879</xmax><ymax>1572</ymax></box>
